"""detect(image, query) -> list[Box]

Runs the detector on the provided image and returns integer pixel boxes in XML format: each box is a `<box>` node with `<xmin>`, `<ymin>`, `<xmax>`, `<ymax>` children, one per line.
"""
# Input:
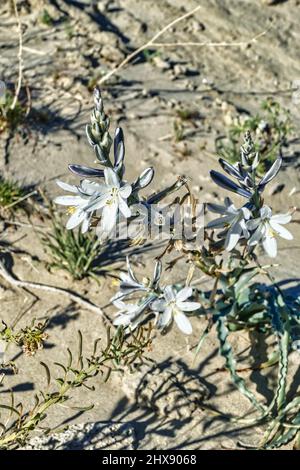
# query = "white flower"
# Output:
<box><xmin>86</xmin><ymin>168</ymin><xmax>132</xmax><ymax>236</ymax></box>
<box><xmin>207</xmin><ymin>197</ymin><xmax>251</xmax><ymax>251</ymax></box>
<box><xmin>111</xmin><ymin>257</ymin><xmax>162</xmax><ymax>301</ymax></box>
<box><xmin>151</xmin><ymin>286</ymin><xmax>200</xmax><ymax>335</ymax></box>
<box><xmin>113</xmin><ymin>296</ymin><xmax>155</xmax><ymax>331</ymax></box>
<box><xmin>54</xmin><ymin>179</ymin><xmax>104</xmax><ymax>233</ymax></box>
<box><xmin>113</xmin><ymin>299</ymin><xmax>141</xmax><ymax>328</ymax></box>
<box><xmin>247</xmin><ymin>206</ymin><xmax>293</xmax><ymax>257</ymax></box>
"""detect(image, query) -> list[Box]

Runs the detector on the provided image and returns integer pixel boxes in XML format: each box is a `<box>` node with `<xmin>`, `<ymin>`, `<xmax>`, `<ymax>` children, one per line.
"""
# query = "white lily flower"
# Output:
<box><xmin>207</xmin><ymin>197</ymin><xmax>251</xmax><ymax>251</ymax></box>
<box><xmin>113</xmin><ymin>299</ymin><xmax>141</xmax><ymax>327</ymax></box>
<box><xmin>113</xmin><ymin>295</ymin><xmax>156</xmax><ymax>331</ymax></box>
<box><xmin>247</xmin><ymin>205</ymin><xmax>293</xmax><ymax>257</ymax></box>
<box><xmin>111</xmin><ymin>257</ymin><xmax>162</xmax><ymax>302</ymax></box>
<box><xmin>86</xmin><ymin>168</ymin><xmax>132</xmax><ymax>236</ymax></box>
<box><xmin>151</xmin><ymin>286</ymin><xmax>200</xmax><ymax>335</ymax></box>
<box><xmin>54</xmin><ymin>179</ymin><xmax>104</xmax><ymax>233</ymax></box>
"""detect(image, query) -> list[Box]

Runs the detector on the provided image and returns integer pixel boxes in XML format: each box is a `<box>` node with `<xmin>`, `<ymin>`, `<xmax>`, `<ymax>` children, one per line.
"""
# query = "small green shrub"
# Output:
<box><xmin>42</xmin><ymin>211</ymin><xmax>105</xmax><ymax>281</ymax></box>
<box><xmin>0</xmin><ymin>176</ymin><xmax>25</xmax><ymax>213</ymax></box>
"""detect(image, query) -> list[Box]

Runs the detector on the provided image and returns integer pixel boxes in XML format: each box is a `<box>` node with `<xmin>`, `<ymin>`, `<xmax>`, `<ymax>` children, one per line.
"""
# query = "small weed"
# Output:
<box><xmin>42</xmin><ymin>213</ymin><xmax>102</xmax><ymax>280</ymax></box>
<box><xmin>39</xmin><ymin>9</ymin><xmax>54</xmax><ymax>27</ymax></box>
<box><xmin>142</xmin><ymin>48</ymin><xmax>161</xmax><ymax>63</ymax></box>
<box><xmin>0</xmin><ymin>91</ymin><xmax>26</xmax><ymax>134</ymax></box>
<box><xmin>0</xmin><ymin>319</ymin><xmax>48</xmax><ymax>357</ymax></box>
<box><xmin>41</xmin><ymin>207</ymin><xmax>119</xmax><ymax>281</ymax></box>
<box><xmin>173</xmin><ymin>118</ymin><xmax>184</xmax><ymax>142</ymax></box>
<box><xmin>175</xmin><ymin>108</ymin><xmax>200</xmax><ymax>121</ymax></box>
<box><xmin>0</xmin><ymin>176</ymin><xmax>25</xmax><ymax>214</ymax></box>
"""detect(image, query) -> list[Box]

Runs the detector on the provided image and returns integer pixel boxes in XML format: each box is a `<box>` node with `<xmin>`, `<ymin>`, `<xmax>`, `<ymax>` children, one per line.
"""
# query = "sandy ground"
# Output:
<box><xmin>0</xmin><ymin>0</ymin><xmax>300</xmax><ymax>449</ymax></box>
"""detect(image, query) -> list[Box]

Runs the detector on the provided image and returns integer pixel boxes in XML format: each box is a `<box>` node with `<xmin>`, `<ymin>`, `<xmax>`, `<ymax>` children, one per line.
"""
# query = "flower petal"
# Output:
<box><xmin>118</xmin><ymin>197</ymin><xmax>131</xmax><ymax>218</ymax></box>
<box><xmin>207</xmin><ymin>215</ymin><xmax>234</xmax><ymax>229</ymax></box>
<box><xmin>174</xmin><ymin>311</ymin><xmax>192</xmax><ymax>335</ymax></box>
<box><xmin>81</xmin><ymin>213</ymin><xmax>91</xmax><ymax>233</ymax></box>
<box><xmin>56</xmin><ymin>180</ymin><xmax>78</xmax><ymax>193</ymax></box>
<box><xmin>101</xmin><ymin>203</ymin><xmax>118</xmax><ymax>233</ymax></box>
<box><xmin>177</xmin><ymin>301</ymin><xmax>200</xmax><ymax>312</ymax></box>
<box><xmin>105</xmin><ymin>168</ymin><xmax>120</xmax><ymax>188</ymax></box>
<box><xmin>248</xmin><ymin>225</ymin><xmax>264</xmax><ymax>246</ymax></box>
<box><xmin>271</xmin><ymin>213</ymin><xmax>292</xmax><ymax>225</ymax></box>
<box><xmin>157</xmin><ymin>306</ymin><xmax>172</xmax><ymax>329</ymax></box>
<box><xmin>66</xmin><ymin>209</ymin><xmax>86</xmax><ymax>230</ymax></box>
<box><xmin>246</xmin><ymin>218</ymin><xmax>261</xmax><ymax>231</ymax></box>
<box><xmin>206</xmin><ymin>202</ymin><xmax>229</xmax><ymax>214</ymax></box>
<box><xmin>68</xmin><ymin>164</ymin><xmax>104</xmax><ymax>178</ymax></box>
<box><xmin>151</xmin><ymin>299</ymin><xmax>167</xmax><ymax>312</ymax></box>
<box><xmin>85</xmin><ymin>193</ymin><xmax>109</xmax><ymax>212</ymax></box>
<box><xmin>54</xmin><ymin>195</ymin><xmax>83</xmax><ymax>206</ymax></box>
<box><xmin>80</xmin><ymin>179</ymin><xmax>106</xmax><ymax>195</ymax></box>
<box><xmin>260</xmin><ymin>205</ymin><xmax>272</xmax><ymax>219</ymax></box>
<box><xmin>164</xmin><ymin>285</ymin><xmax>176</xmax><ymax>302</ymax></box>
<box><xmin>225</xmin><ymin>221</ymin><xmax>242</xmax><ymax>251</ymax></box>
<box><xmin>269</xmin><ymin>221</ymin><xmax>293</xmax><ymax>240</ymax></box>
<box><xmin>262</xmin><ymin>235</ymin><xmax>277</xmax><ymax>257</ymax></box>
<box><xmin>210</xmin><ymin>171</ymin><xmax>252</xmax><ymax>198</ymax></box>
<box><xmin>119</xmin><ymin>183</ymin><xmax>132</xmax><ymax>199</ymax></box>
<box><xmin>176</xmin><ymin>286</ymin><xmax>193</xmax><ymax>302</ymax></box>
<box><xmin>114</xmin><ymin>314</ymin><xmax>132</xmax><ymax>327</ymax></box>
<box><xmin>259</xmin><ymin>157</ymin><xmax>282</xmax><ymax>189</ymax></box>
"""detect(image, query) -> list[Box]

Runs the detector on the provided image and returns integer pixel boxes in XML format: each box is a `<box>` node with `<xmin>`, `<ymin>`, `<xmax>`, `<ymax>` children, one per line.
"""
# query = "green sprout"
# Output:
<box><xmin>0</xmin><ymin>91</ymin><xmax>26</xmax><ymax>134</ymax></box>
<box><xmin>0</xmin><ymin>176</ymin><xmax>26</xmax><ymax>214</ymax></box>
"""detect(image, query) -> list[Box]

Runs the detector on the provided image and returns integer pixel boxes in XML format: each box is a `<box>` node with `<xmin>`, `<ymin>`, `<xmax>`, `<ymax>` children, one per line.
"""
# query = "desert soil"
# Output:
<box><xmin>0</xmin><ymin>0</ymin><xmax>299</xmax><ymax>450</ymax></box>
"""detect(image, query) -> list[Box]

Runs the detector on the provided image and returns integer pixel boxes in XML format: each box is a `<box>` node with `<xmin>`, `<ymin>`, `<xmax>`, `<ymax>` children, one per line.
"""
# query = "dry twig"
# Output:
<box><xmin>10</xmin><ymin>0</ymin><xmax>23</xmax><ymax>110</ymax></box>
<box><xmin>99</xmin><ymin>6</ymin><xmax>268</xmax><ymax>85</ymax></box>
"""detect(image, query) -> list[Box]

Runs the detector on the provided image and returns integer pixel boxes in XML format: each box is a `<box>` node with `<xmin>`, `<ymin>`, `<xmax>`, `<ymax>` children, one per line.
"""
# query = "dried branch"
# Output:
<box><xmin>98</xmin><ymin>6</ymin><xmax>268</xmax><ymax>86</ymax></box>
<box><xmin>10</xmin><ymin>0</ymin><xmax>23</xmax><ymax>111</ymax></box>
<box><xmin>98</xmin><ymin>6</ymin><xmax>201</xmax><ymax>85</ymax></box>
<box><xmin>153</xmin><ymin>29</ymin><xmax>269</xmax><ymax>47</ymax></box>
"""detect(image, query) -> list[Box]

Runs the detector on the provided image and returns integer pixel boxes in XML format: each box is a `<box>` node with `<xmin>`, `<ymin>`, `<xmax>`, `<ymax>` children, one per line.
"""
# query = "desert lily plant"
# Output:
<box><xmin>107</xmin><ymin>132</ymin><xmax>299</xmax><ymax>449</ymax></box>
<box><xmin>54</xmin><ymin>89</ymin><xmax>298</xmax><ymax>449</ymax></box>
<box><xmin>55</xmin><ymin>88</ymin><xmax>185</xmax><ymax>240</ymax></box>
<box><xmin>209</xmin><ymin>131</ymin><xmax>293</xmax><ymax>257</ymax></box>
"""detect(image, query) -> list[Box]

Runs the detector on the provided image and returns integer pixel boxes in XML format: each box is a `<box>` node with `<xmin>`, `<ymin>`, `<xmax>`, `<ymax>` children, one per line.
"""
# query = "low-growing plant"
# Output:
<box><xmin>0</xmin><ymin>175</ymin><xmax>26</xmax><ymax>215</ymax></box>
<box><xmin>0</xmin><ymin>325</ymin><xmax>152</xmax><ymax>450</ymax></box>
<box><xmin>216</xmin><ymin>98</ymin><xmax>293</xmax><ymax>173</ymax></box>
<box><xmin>41</xmin><ymin>209</ymin><xmax>106</xmax><ymax>281</ymax></box>
<box><xmin>173</xmin><ymin>118</ymin><xmax>184</xmax><ymax>142</ymax></box>
<box><xmin>0</xmin><ymin>90</ymin><xmax>26</xmax><ymax>135</ymax></box>
<box><xmin>0</xmin><ymin>319</ymin><xmax>48</xmax><ymax>357</ymax></box>
<box><xmin>39</xmin><ymin>8</ymin><xmax>54</xmax><ymax>27</ymax></box>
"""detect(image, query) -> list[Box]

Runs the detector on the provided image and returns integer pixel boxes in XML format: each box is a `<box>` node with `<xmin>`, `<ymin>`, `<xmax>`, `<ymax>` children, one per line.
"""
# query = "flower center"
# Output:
<box><xmin>67</xmin><ymin>206</ymin><xmax>77</xmax><ymax>214</ymax></box>
<box><xmin>106</xmin><ymin>187</ymin><xmax>119</xmax><ymax>205</ymax></box>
